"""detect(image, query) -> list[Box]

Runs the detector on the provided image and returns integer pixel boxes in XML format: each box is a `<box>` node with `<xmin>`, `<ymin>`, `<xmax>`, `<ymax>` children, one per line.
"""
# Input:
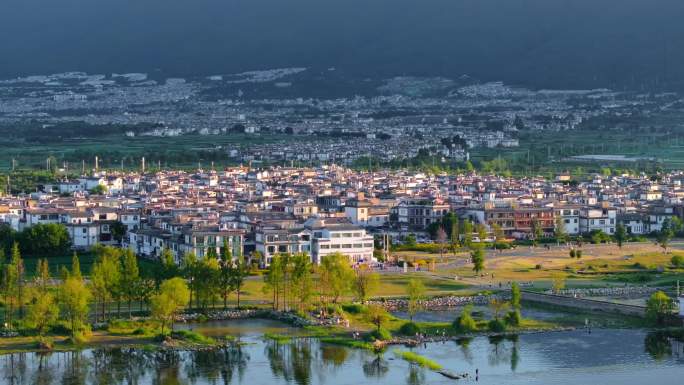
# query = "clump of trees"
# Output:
<box><xmin>0</xmin><ymin>223</ymin><xmax>71</xmax><ymax>257</ymax></box>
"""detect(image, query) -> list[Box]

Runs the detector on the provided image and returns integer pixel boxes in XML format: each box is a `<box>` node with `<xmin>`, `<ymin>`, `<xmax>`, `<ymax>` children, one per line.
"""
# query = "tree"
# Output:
<box><xmin>671</xmin><ymin>254</ymin><xmax>684</xmax><ymax>268</ymax></box>
<box><xmin>290</xmin><ymin>253</ymin><xmax>314</xmax><ymax>311</ymax></box>
<box><xmin>59</xmin><ymin>276</ymin><xmax>92</xmax><ymax>338</ymax></box>
<box><xmin>471</xmin><ymin>246</ymin><xmax>485</xmax><ymax>274</ymax></box>
<box><xmin>218</xmin><ymin>254</ymin><xmax>234</xmax><ymax>309</ymax></box>
<box><xmin>110</xmin><ymin>221</ymin><xmax>126</xmax><ymax>244</ymax></box>
<box><xmin>353</xmin><ymin>264</ymin><xmax>379</xmax><ymax>304</ymax></box>
<box><xmin>435</xmin><ymin>227</ymin><xmax>448</xmax><ymax>261</ymax></box>
<box><xmin>406</xmin><ymin>278</ymin><xmax>426</xmax><ymax>322</ymax></box>
<box><xmin>182</xmin><ymin>252</ymin><xmax>199</xmax><ymax>310</ymax></box>
<box><xmin>90</xmin><ymin>184</ymin><xmax>107</xmax><ymax>195</ymax></box>
<box><xmin>120</xmin><ymin>249</ymin><xmax>140</xmax><ymax>318</ymax></box>
<box><xmin>365</xmin><ymin>304</ymin><xmax>390</xmax><ymax>331</ymax></box>
<box><xmin>450</xmin><ymin>221</ymin><xmax>460</xmax><ymax>255</ymax></box>
<box><xmin>476</xmin><ymin>224</ymin><xmax>488</xmax><ymax>244</ymax></box>
<box><xmin>489</xmin><ymin>298</ymin><xmax>510</xmax><ymax>320</ymax></box>
<box><xmin>510</xmin><ymin>282</ymin><xmax>521</xmax><ymax>310</ymax></box>
<box><xmin>463</xmin><ymin>220</ymin><xmax>473</xmax><ymax>247</ymax></box>
<box><xmin>552</xmin><ymin>275</ymin><xmax>566</xmax><ymax>294</ymax></box>
<box><xmin>491</xmin><ymin>223</ymin><xmax>505</xmax><ymax>245</ymax></box>
<box><xmin>263</xmin><ymin>255</ymin><xmax>285</xmax><ymax>310</ymax></box>
<box><xmin>405</xmin><ymin>234</ymin><xmax>417</xmax><ymax>247</ymax></box>
<box><xmin>90</xmin><ymin>246</ymin><xmax>122</xmax><ymax>322</ymax></box>
<box><xmin>454</xmin><ymin>303</ymin><xmax>477</xmax><ymax>332</ymax></box>
<box><xmin>71</xmin><ymin>252</ymin><xmax>82</xmax><ymax>280</ymax></box>
<box><xmin>150</xmin><ymin>278</ymin><xmax>190</xmax><ymax>335</ymax></box>
<box><xmin>17</xmin><ymin>223</ymin><xmax>71</xmax><ymax>257</ymax></box>
<box><xmin>531</xmin><ymin>219</ymin><xmax>543</xmax><ymax>246</ymax></box>
<box><xmin>230</xmin><ymin>257</ymin><xmax>250</xmax><ymax>309</ymax></box>
<box><xmin>35</xmin><ymin>258</ymin><xmax>51</xmax><ymax>292</ymax></box>
<box><xmin>318</xmin><ymin>253</ymin><xmax>354</xmax><ymax>304</ymax></box>
<box><xmin>646</xmin><ymin>291</ymin><xmax>675</xmax><ymax>325</ymax></box>
<box><xmin>657</xmin><ymin>219</ymin><xmax>674</xmax><ymax>253</ymax></box>
<box><xmin>26</xmin><ymin>290</ymin><xmax>59</xmax><ymax>336</ymax></box>
<box><xmin>554</xmin><ymin>216</ymin><xmax>567</xmax><ymax>243</ymax></box>
<box><xmin>614</xmin><ymin>224</ymin><xmax>627</xmax><ymax>249</ymax></box>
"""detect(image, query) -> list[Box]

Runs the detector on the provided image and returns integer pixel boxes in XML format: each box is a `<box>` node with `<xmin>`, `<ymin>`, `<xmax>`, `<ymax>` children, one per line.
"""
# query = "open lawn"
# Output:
<box><xmin>435</xmin><ymin>242</ymin><xmax>684</xmax><ymax>291</ymax></box>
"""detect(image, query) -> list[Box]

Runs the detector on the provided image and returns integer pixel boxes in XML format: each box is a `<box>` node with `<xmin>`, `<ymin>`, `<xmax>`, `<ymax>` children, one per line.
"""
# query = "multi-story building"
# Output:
<box><xmin>396</xmin><ymin>198</ymin><xmax>450</xmax><ymax>230</ymax></box>
<box><xmin>307</xmin><ymin>218</ymin><xmax>375</xmax><ymax>264</ymax></box>
<box><xmin>579</xmin><ymin>206</ymin><xmax>617</xmax><ymax>235</ymax></box>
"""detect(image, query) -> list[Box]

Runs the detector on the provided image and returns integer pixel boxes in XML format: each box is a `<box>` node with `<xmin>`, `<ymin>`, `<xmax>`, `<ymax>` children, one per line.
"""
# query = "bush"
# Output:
<box><xmin>172</xmin><ymin>330</ymin><xmax>216</xmax><ymax>345</ymax></box>
<box><xmin>505</xmin><ymin>310</ymin><xmax>521</xmax><ymax>327</ymax></box>
<box><xmin>576</xmin><ymin>250</ymin><xmax>582</xmax><ymax>258</ymax></box>
<box><xmin>488</xmin><ymin>319</ymin><xmax>507</xmax><ymax>333</ymax></box>
<box><xmin>398</xmin><ymin>322</ymin><xmax>421</xmax><ymax>336</ymax></box>
<box><xmin>534</xmin><ymin>264</ymin><xmax>542</xmax><ymax>270</ymax></box>
<box><xmin>36</xmin><ymin>336</ymin><xmax>54</xmax><ymax>350</ymax></box>
<box><xmin>671</xmin><ymin>255</ymin><xmax>684</xmax><ymax>268</ymax></box>
<box><xmin>453</xmin><ymin>304</ymin><xmax>478</xmax><ymax>333</ymax></box>
<box><xmin>366</xmin><ymin>327</ymin><xmax>392</xmax><ymax>342</ymax></box>
<box><xmin>341</xmin><ymin>304</ymin><xmax>364</xmax><ymax>314</ymax></box>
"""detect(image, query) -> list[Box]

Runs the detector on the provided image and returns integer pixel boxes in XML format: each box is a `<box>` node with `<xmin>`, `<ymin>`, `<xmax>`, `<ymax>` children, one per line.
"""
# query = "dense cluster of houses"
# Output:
<box><xmin>2</xmin><ymin>166</ymin><xmax>684</xmax><ymax>266</ymax></box>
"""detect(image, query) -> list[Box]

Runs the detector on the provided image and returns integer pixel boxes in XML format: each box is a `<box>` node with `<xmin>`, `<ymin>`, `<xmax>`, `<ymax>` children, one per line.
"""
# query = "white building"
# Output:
<box><xmin>579</xmin><ymin>206</ymin><xmax>617</xmax><ymax>235</ymax></box>
<box><xmin>306</xmin><ymin>218</ymin><xmax>375</xmax><ymax>265</ymax></box>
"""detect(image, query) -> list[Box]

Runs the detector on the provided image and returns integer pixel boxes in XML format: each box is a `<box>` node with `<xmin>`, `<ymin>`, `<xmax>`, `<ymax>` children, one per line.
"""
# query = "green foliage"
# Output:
<box><xmin>341</xmin><ymin>303</ymin><xmax>364</xmax><ymax>314</ymax></box>
<box><xmin>505</xmin><ymin>310</ymin><xmax>521</xmax><ymax>326</ymax></box>
<box><xmin>394</xmin><ymin>350</ymin><xmax>442</xmax><ymax>370</ymax></box>
<box><xmin>319</xmin><ymin>252</ymin><xmax>355</xmax><ymax>304</ymax></box>
<box><xmin>366</xmin><ymin>327</ymin><xmax>392</xmax><ymax>342</ymax></box>
<box><xmin>398</xmin><ymin>321</ymin><xmax>421</xmax><ymax>336</ymax></box>
<box><xmin>615</xmin><ymin>224</ymin><xmax>627</xmax><ymax>248</ymax></box>
<box><xmin>365</xmin><ymin>304</ymin><xmax>391</xmax><ymax>332</ymax></box>
<box><xmin>646</xmin><ymin>291</ymin><xmax>675</xmax><ymax>325</ymax></box>
<box><xmin>471</xmin><ymin>246</ymin><xmax>485</xmax><ymax>273</ymax></box>
<box><xmin>0</xmin><ymin>223</ymin><xmax>71</xmax><ymax>257</ymax></box>
<box><xmin>488</xmin><ymin>318</ymin><xmax>507</xmax><ymax>332</ymax></box>
<box><xmin>320</xmin><ymin>337</ymin><xmax>374</xmax><ymax>351</ymax></box>
<box><xmin>171</xmin><ymin>329</ymin><xmax>216</xmax><ymax>345</ymax></box>
<box><xmin>406</xmin><ymin>278</ymin><xmax>426</xmax><ymax>321</ymax></box>
<box><xmin>59</xmin><ymin>276</ymin><xmax>92</xmax><ymax>338</ymax></box>
<box><xmin>671</xmin><ymin>254</ymin><xmax>684</xmax><ymax>268</ymax></box>
<box><xmin>150</xmin><ymin>277</ymin><xmax>190</xmax><ymax>334</ymax></box>
<box><xmin>453</xmin><ymin>304</ymin><xmax>478</xmax><ymax>332</ymax></box>
<box><xmin>263</xmin><ymin>333</ymin><xmax>292</xmax><ymax>343</ymax></box>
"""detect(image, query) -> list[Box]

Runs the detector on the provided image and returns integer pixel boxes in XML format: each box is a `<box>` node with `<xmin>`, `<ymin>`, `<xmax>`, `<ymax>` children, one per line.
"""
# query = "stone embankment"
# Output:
<box><xmin>368</xmin><ymin>294</ymin><xmax>505</xmax><ymax>311</ymax></box>
<box><xmin>175</xmin><ymin>309</ymin><xmax>319</xmax><ymax>327</ymax></box>
<box><xmin>549</xmin><ymin>286</ymin><xmax>657</xmax><ymax>299</ymax></box>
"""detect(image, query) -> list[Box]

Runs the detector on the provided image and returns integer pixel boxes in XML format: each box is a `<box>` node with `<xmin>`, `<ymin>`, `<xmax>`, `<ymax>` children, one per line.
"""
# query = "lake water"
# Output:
<box><xmin>1</xmin><ymin>327</ymin><xmax>683</xmax><ymax>385</ymax></box>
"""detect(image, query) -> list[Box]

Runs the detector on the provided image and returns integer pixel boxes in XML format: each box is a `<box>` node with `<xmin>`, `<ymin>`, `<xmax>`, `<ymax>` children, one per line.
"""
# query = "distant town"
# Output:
<box><xmin>2</xmin><ymin>69</ymin><xmax>681</xmax><ymax>170</ymax></box>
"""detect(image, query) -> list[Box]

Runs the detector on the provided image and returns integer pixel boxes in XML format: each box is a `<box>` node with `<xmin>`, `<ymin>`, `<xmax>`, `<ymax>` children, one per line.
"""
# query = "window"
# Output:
<box><xmin>342</xmin><ymin>244</ymin><xmax>352</xmax><ymax>248</ymax></box>
<box><xmin>353</xmin><ymin>243</ymin><xmax>362</xmax><ymax>248</ymax></box>
<box><xmin>364</xmin><ymin>243</ymin><xmax>373</xmax><ymax>248</ymax></box>
<box><xmin>331</xmin><ymin>244</ymin><xmax>340</xmax><ymax>249</ymax></box>
<box><xmin>320</xmin><ymin>245</ymin><xmax>329</xmax><ymax>249</ymax></box>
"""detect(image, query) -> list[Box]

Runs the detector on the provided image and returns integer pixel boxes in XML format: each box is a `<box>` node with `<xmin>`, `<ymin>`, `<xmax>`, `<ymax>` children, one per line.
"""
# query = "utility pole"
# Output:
<box><xmin>95</xmin><ymin>156</ymin><xmax>99</xmax><ymax>172</ymax></box>
<box><xmin>141</xmin><ymin>157</ymin><xmax>145</xmax><ymax>174</ymax></box>
<box><xmin>82</xmin><ymin>160</ymin><xmax>85</xmax><ymax>175</ymax></box>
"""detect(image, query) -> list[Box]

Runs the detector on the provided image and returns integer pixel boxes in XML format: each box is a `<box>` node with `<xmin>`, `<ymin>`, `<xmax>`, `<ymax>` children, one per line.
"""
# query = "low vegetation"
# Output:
<box><xmin>394</xmin><ymin>350</ymin><xmax>443</xmax><ymax>370</ymax></box>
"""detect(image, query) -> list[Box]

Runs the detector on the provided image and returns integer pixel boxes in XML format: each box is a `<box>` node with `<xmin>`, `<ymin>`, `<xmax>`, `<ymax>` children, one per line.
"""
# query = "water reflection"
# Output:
<box><xmin>266</xmin><ymin>340</ymin><xmax>313</xmax><ymax>385</ymax></box>
<box><xmin>362</xmin><ymin>355</ymin><xmax>388</xmax><ymax>379</ymax></box>
<box><xmin>0</xmin><ymin>329</ymin><xmax>682</xmax><ymax>385</ymax></box>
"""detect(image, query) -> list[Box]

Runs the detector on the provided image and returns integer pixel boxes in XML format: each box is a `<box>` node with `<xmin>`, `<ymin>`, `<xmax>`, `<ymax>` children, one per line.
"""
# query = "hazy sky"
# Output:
<box><xmin>2</xmin><ymin>0</ymin><xmax>684</xmax><ymax>89</ymax></box>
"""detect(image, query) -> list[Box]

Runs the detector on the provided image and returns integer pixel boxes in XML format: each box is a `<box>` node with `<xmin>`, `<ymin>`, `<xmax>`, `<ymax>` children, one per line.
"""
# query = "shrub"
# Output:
<box><xmin>569</xmin><ymin>249</ymin><xmax>576</xmax><ymax>258</ymax></box>
<box><xmin>341</xmin><ymin>304</ymin><xmax>364</xmax><ymax>314</ymax></box>
<box><xmin>36</xmin><ymin>336</ymin><xmax>54</xmax><ymax>350</ymax></box>
<box><xmin>453</xmin><ymin>304</ymin><xmax>478</xmax><ymax>333</ymax></box>
<box><xmin>505</xmin><ymin>310</ymin><xmax>521</xmax><ymax>327</ymax></box>
<box><xmin>488</xmin><ymin>319</ymin><xmax>507</xmax><ymax>333</ymax></box>
<box><xmin>398</xmin><ymin>322</ymin><xmax>421</xmax><ymax>336</ymax></box>
<box><xmin>671</xmin><ymin>255</ymin><xmax>684</xmax><ymax>268</ymax></box>
<box><xmin>172</xmin><ymin>330</ymin><xmax>216</xmax><ymax>345</ymax></box>
<box><xmin>263</xmin><ymin>333</ymin><xmax>292</xmax><ymax>343</ymax></box>
<box><xmin>534</xmin><ymin>264</ymin><xmax>542</xmax><ymax>270</ymax></box>
<box><xmin>576</xmin><ymin>250</ymin><xmax>582</xmax><ymax>259</ymax></box>
<box><xmin>366</xmin><ymin>327</ymin><xmax>392</xmax><ymax>342</ymax></box>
